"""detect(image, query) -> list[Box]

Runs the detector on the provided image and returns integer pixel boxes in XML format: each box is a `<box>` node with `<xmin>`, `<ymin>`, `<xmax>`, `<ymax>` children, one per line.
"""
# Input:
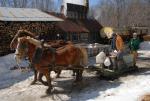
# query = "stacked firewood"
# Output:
<box><xmin>0</xmin><ymin>22</ymin><xmax>55</xmax><ymax>56</ymax></box>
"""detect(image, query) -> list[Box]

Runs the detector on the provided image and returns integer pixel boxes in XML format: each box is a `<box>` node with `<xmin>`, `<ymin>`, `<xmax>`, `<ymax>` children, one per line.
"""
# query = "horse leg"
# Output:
<box><xmin>15</xmin><ymin>56</ymin><xmax>22</xmax><ymax>70</ymax></box>
<box><xmin>75</xmin><ymin>69</ymin><xmax>80</xmax><ymax>82</ymax></box>
<box><xmin>56</xmin><ymin>69</ymin><xmax>61</xmax><ymax>78</ymax></box>
<box><xmin>72</xmin><ymin>70</ymin><xmax>76</xmax><ymax>76</ymax></box>
<box><xmin>75</xmin><ymin>66</ymin><xmax>83</xmax><ymax>82</ymax></box>
<box><xmin>38</xmin><ymin>73</ymin><xmax>48</xmax><ymax>86</ymax></box>
<box><xmin>45</xmin><ymin>72</ymin><xmax>53</xmax><ymax>94</ymax></box>
<box><xmin>30</xmin><ymin>70</ymin><xmax>38</xmax><ymax>85</ymax></box>
<box><xmin>79</xmin><ymin>67</ymin><xmax>83</xmax><ymax>81</ymax></box>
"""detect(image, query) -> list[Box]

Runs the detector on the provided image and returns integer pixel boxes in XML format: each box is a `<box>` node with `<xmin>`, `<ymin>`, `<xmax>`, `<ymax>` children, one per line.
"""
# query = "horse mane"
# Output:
<box><xmin>10</xmin><ymin>30</ymin><xmax>35</xmax><ymax>49</ymax></box>
<box><xmin>27</xmin><ymin>36</ymin><xmax>42</xmax><ymax>48</ymax></box>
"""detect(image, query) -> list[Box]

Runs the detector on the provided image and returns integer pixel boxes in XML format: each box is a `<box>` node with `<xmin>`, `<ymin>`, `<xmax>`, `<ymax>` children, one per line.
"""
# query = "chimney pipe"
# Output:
<box><xmin>85</xmin><ymin>0</ymin><xmax>89</xmax><ymax>8</ymax></box>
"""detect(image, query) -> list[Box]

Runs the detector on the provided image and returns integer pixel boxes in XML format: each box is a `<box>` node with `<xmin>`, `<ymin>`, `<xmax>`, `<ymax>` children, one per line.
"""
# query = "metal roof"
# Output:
<box><xmin>0</xmin><ymin>7</ymin><xmax>63</xmax><ymax>21</ymax></box>
<box><xmin>56</xmin><ymin>19</ymin><xmax>89</xmax><ymax>33</ymax></box>
<box><xmin>56</xmin><ymin>19</ymin><xmax>102</xmax><ymax>33</ymax></box>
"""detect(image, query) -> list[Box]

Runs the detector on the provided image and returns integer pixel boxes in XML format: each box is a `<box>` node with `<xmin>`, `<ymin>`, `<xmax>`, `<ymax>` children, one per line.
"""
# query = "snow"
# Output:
<box><xmin>138</xmin><ymin>41</ymin><xmax>150</xmax><ymax>59</ymax></box>
<box><xmin>0</xmin><ymin>54</ymin><xmax>31</xmax><ymax>89</ymax></box>
<box><xmin>0</xmin><ymin>41</ymin><xmax>150</xmax><ymax>101</ymax></box>
<box><xmin>85</xmin><ymin>72</ymin><xmax>150</xmax><ymax>101</ymax></box>
<box><xmin>139</xmin><ymin>41</ymin><xmax>150</xmax><ymax>50</ymax></box>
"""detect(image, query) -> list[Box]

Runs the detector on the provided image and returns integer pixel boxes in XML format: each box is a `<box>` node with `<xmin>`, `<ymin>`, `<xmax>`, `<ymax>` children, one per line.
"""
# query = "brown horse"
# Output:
<box><xmin>10</xmin><ymin>30</ymin><xmax>88</xmax><ymax>94</ymax></box>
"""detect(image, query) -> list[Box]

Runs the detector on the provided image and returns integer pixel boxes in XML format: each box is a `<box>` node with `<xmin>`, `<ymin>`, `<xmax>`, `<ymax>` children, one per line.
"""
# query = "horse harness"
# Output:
<box><xmin>30</xmin><ymin>41</ymin><xmax>82</xmax><ymax>70</ymax></box>
<box><xmin>31</xmin><ymin>44</ymin><xmax>56</xmax><ymax>69</ymax></box>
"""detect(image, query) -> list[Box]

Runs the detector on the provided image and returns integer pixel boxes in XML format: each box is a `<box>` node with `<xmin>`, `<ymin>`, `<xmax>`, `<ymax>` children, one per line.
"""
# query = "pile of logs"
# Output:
<box><xmin>0</xmin><ymin>22</ymin><xmax>55</xmax><ymax>56</ymax></box>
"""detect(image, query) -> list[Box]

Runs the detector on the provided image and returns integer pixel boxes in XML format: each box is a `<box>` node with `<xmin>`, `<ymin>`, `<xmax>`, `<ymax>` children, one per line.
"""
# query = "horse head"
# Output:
<box><xmin>15</xmin><ymin>36</ymin><xmax>29</xmax><ymax>60</ymax></box>
<box><xmin>10</xmin><ymin>30</ymin><xmax>41</xmax><ymax>64</ymax></box>
<box><xmin>15</xmin><ymin>35</ymin><xmax>43</xmax><ymax>62</ymax></box>
<box><xmin>10</xmin><ymin>30</ymin><xmax>35</xmax><ymax>50</ymax></box>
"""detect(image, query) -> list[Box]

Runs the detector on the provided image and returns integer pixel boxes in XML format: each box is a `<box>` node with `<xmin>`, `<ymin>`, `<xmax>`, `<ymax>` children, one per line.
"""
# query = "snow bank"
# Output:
<box><xmin>138</xmin><ymin>41</ymin><xmax>150</xmax><ymax>59</ymax></box>
<box><xmin>0</xmin><ymin>54</ymin><xmax>31</xmax><ymax>89</ymax></box>
<box><xmin>139</xmin><ymin>41</ymin><xmax>150</xmax><ymax>50</ymax></box>
<box><xmin>85</xmin><ymin>72</ymin><xmax>150</xmax><ymax>101</ymax></box>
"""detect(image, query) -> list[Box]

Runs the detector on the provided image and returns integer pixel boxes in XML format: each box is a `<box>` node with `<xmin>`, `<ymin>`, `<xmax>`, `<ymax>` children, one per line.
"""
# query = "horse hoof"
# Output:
<box><xmin>30</xmin><ymin>81</ymin><xmax>36</xmax><ymax>85</ymax></box>
<box><xmin>46</xmin><ymin>88</ymin><xmax>53</xmax><ymax>94</ymax></box>
<box><xmin>73</xmin><ymin>80</ymin><xmax>83</xmax><ymax>86</ymax></box>
<box><xmin>72</xmin><ymin>81</ymin><xmax>78</xmax><ymax>86</ymax></box>
<box><xmin>43</xmin><ymin>82</ymin><xmax>49</xmax><ymax>86</ymax></box>
<box><xmin>39</xmin><ymin>80</ymin><xmax>49</xmax><ymax>86</ymax></box>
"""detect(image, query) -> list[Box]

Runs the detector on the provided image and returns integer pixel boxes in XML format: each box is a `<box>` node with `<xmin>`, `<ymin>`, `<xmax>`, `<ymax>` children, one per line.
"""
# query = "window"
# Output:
<box><xmin>72</xmin><ymin>33</ymin><xmax>78</xmax><ymax>41</ymax></box>
<box><xmin>80</xmin><ymin>33</ymin><xmax>88</xmax><ymax>41</ymax></box>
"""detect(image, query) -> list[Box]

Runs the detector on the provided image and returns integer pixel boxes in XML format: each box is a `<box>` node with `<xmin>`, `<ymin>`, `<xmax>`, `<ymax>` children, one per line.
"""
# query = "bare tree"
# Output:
<box><xmin>92</xmin><ymin>0</ymin><xmax>150</xmax><ymax>28</ymax></box>
<box><xmin>1</xmin><ymin>0</ymin><xmax>7</xmax><ymax>6</ymax></box>
<box><xmin>22</xmin><ymin>0</ymin><xmax>28</xmax><ymax>8</ymax></box>
<box><xmin>12</xmin><ymin>0</ymin><xmax>18</xmax><ymax>7</ymax></box>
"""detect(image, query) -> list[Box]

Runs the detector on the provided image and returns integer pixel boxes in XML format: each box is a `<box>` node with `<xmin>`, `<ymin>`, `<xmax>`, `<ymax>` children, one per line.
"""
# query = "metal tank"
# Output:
<box><xmin>61</xmin><ymin>0</ymin><xmax>89</xmax><ymax>16</ymax></box>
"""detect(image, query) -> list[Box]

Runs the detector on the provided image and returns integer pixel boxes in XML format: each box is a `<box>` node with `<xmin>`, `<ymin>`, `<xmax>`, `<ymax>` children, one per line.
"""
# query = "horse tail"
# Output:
<box><xmin>79</xmin><ymin>47</ymin><xmax>88</xmax><ymax>66</ymax></box>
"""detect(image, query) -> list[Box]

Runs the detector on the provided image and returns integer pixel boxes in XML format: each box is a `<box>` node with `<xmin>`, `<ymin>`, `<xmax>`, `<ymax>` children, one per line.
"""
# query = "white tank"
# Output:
<box><xmin>62</xmin><ymin>0</ymin><xmax>88</xmax><ymax>16</ymax></box>
<box><xmin>63</xmin><ymin>0</ymin><xmax>86</xmax><ymax>6</ymax></box>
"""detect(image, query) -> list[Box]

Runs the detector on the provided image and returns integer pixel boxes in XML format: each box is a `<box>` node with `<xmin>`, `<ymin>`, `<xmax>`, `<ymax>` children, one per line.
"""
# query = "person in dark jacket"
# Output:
<box><xmin>129</xmin><ymin>33</ymin><xmax>141</xmax><ymax>66</ymax></box>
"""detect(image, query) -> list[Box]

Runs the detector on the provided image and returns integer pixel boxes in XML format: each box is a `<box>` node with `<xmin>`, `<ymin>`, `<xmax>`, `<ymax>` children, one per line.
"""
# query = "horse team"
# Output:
<box><xmin>10</xmin><ymin>30</ymin><xmax>88</xmax><ymax>94</ymax></box>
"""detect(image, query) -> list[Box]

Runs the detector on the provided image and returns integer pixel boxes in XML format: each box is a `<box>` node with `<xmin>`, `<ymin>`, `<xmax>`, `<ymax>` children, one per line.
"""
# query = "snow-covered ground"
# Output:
<box><xmin>0</xmin><ymin>41</ymin><xmax>149</xmax><ymax>101</ymax></box>
<box><xmin>138</xmin><ymin>41</ymin><xmax>150</xmax><ymax>59</ymax></box>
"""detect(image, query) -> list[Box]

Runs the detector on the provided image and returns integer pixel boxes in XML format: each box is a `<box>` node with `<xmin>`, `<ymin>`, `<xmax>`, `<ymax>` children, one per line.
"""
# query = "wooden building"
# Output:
<box><xmin>0</xmin><ymin>7</ymin><xmax>63</xmax><ymax>56</ymax></box>
<box><xmin>0</xmin><ymin>0</ymin><xmax>103</xmax><ymax>55</ymax></box>
<box><xmin>53</xmin><ymin>19</ymin><xmax>102</xmax><ymax>43</ymax></box>
<box><xmin>49</xmin><ymin>0</ymin><xmax>103</xmax><ymax>43</ymax></box>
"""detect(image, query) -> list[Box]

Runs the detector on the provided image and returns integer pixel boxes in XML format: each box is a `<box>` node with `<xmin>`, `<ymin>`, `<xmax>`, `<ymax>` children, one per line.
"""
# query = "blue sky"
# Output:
<box><xmin>89</xmin><ymin>0</ymin><xmax>100</xmax><ymax>6</ymax></box>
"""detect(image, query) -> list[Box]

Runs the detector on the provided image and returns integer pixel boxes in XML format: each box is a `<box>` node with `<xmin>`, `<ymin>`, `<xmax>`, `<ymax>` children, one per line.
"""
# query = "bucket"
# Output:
<box><xmin>123</xmin><ymin>54</ymin><xmax>134</xmax><ymax>67</ymax></box>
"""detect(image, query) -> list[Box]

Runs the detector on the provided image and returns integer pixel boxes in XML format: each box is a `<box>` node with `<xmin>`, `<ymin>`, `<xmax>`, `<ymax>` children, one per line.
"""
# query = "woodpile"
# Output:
<box><xmin>140</xmin><ymin>94</ymin><xmax>150</xmax><ymax>101</ymax></box>
<box><xmin>143</xmin><ymin>35</ymin><xmax>150</xmax><ymax>41</ymax></box>
<box><xmin>0</xmin><ymin>22</ymin><xmax>55</xmax><ymax>56</ymax></box>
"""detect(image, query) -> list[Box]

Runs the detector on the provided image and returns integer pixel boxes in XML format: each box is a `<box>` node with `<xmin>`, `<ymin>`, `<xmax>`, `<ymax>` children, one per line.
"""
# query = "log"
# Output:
<box><xmin>0</xmin><ymin>22</ymin><xmax>55</xmax><ymax>56</ymax></box>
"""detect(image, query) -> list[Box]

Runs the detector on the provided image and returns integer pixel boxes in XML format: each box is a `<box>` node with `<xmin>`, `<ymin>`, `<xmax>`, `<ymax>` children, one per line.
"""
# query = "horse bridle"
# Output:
<box><xmin>16</xmin><ymin>37</ymin><xmax>56</xmax><ymax>69</ymax></box>
<box><xmin>15</xmin><ymin>38</ymin><xmax>29</xmax><ymax>59</ymax></box>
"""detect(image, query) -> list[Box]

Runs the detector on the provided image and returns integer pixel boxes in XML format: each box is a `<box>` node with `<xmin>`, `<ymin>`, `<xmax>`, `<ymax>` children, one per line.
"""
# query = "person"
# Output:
<box><xmin>129</xmin><ymin>32</ymin><xmax>141</xmax><ymax>67</ymax></box>
<box><xmin>111</xmin><ymin>33</ymin><xmax>125</xmax><ymax>70</ymax></box>
<box><xmin>111</xmin><ymin>33</ymin><xmax>124</xmax><ymax>52</ymax></box>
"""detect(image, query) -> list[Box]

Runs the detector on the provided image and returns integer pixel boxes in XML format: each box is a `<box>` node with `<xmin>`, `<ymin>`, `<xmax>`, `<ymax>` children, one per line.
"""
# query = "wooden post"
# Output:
<box><xmin>78</xmin><ymin>33</ymin><xmax>80</xmax><ymax>42</ymax></box>
<box><xmin>88</xmin><ymin>33</ymin><xmax>90</xmax><ymax>43</ymax></box>
<box><xmin>70</xmin><ymin>32</ymin><xmax>72</xmax><ymax>41</ymax></box>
